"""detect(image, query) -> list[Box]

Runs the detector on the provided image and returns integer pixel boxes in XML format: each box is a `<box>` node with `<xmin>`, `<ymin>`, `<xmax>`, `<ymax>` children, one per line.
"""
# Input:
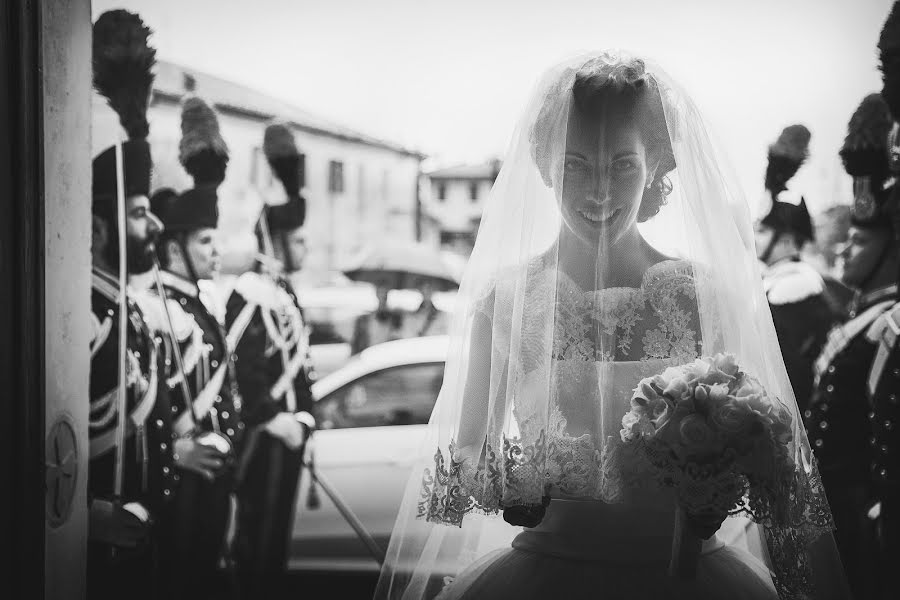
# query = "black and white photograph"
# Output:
<box><xmin>3</xmin><ymin>1</ymin><xmax>900</xmax><ymax>598</ymax></box>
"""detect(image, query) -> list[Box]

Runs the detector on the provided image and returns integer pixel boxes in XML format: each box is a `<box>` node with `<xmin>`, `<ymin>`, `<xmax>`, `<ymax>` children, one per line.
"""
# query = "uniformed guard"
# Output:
<box><xmin>805</xmin><ymin>91</ymin><xmax>897</xmax><ymax>599</ymax></box>
<box><xmin>88</xmin><ymin>10</ymin><xmax>178</xmax><ymax>599</ymax></box>
<box><xmin>865</xmin><ymin>7</ymin><xmax>900</xmax><ymax>597</ymax></box>
<box><xmin>228</xmin><ymin>122</ymin><xmax>315</xmax><ymax>598</ymax></box>
<box><xmin>755</xmin><ymin>125</ymin><xmax>840</xmax><ymax>412</ymax></box>
<box><xmin>145</xmin><ymin>96</ymin><xmax>244</xmax><ymax>599</ymax></box>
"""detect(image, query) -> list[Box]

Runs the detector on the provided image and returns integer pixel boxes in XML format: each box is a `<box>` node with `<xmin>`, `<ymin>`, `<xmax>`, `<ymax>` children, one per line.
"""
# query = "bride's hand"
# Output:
<box><xmin>685</xmin><ymin>509</ymin><xmax>726</xmax><ymax>540</ymax></box>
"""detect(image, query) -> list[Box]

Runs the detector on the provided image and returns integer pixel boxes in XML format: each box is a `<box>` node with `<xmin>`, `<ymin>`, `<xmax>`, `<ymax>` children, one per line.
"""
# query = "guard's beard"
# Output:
<box><xmin>102</xmin><ymin>227</ymin><xmax>158</xmax><ymax>276</ymax></box>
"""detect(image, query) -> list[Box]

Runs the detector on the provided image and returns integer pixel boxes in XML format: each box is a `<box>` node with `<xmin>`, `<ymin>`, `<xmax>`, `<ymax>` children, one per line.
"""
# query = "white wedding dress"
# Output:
<box><xmin>375</xmin><ymin>51</ymin><xmax>844</xmax><ymax>600</ymax></box>
<box><xmin>431</xmin><ymin>261</ymin><xmax>776</xmax><ymax>600</ymax></box>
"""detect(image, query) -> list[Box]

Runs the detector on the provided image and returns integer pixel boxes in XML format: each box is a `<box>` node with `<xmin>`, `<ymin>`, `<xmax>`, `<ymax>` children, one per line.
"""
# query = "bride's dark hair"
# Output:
<box><xmin>531</xmin><ymin>55</ymin><xmax>677</xmax><ymax>222</ymax></box>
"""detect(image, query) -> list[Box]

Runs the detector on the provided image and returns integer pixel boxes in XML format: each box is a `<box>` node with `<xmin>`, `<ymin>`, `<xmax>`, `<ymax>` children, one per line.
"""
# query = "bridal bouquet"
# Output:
<box><xmin>619</xmin><ymin>353</ymin><xmax>794</xmax><ymax>578</ymax></box>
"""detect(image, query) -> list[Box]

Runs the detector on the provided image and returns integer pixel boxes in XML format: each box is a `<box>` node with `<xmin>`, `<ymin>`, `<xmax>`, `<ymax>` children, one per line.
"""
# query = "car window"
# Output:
<box><xmin>315</xmin><ymin>362</ymin><xmax>444</xmax><ymax>429</ymax></box>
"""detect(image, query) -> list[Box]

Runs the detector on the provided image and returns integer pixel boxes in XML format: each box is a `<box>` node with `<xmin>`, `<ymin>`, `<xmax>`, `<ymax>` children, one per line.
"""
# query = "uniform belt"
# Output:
<box><xmin>270</xmin><ymin>350</ymin><xmax>306</xmax><ymax>403</ymax></box>
<box><xmin>165</xmin><ymin>326</ymin><xmax>205</xmax><ymax>389</ymax></box>
<box><xmin>173</xmin><ymin>359</ymin><xmax>230</xmax><ymax>436</ymax></box>
<box><xmin>226</xmin><ymin>302</ymin><xmax>256</xmax><ymax>352</ymax></box>
<box><xmin>89</xmin><ymin>351</ymin><xmax>159</xmax><ymax>460</ymax></box>
<box><xmin>814</xmin><ymin>300</ymin><xmax>894</xmax><ymax>387</ymax></box>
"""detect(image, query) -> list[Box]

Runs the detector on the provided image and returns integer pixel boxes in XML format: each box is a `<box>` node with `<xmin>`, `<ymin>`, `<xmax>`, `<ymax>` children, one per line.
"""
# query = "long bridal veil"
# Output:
<box><xmin>375</xmin><ymin>51</ymin><xmax>845</xmax><ymax>600</ymax></box>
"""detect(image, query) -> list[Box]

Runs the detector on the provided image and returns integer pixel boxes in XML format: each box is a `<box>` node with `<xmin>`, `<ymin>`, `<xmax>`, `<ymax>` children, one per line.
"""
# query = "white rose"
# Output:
<box><xmin>712</xmin><ymin>353</ymin><xmax>740</xmax><ymax>377</ymax></box>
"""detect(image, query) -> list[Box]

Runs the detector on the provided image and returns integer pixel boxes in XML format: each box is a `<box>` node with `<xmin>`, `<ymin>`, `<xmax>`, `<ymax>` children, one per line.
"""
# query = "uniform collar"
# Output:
<box><xmin>159</xmin><ymin>270</ymin><xmax>199</xmax><ymax>298</ymax></box>
<box><xmin>91</xmin><ymin>266</ymin><xmax>122</xmax><ymax>302</ymax></box>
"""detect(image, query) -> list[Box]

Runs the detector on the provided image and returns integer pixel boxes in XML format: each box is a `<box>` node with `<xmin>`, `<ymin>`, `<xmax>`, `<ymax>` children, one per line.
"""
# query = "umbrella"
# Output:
<box><xmin>342</xmin><ymin>240</ymin><xmax>461</xmax><ymax>291</ymax></box>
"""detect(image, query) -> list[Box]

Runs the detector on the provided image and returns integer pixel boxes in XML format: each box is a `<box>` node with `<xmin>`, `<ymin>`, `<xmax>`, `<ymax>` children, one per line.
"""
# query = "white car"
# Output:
<box><xmin>289</xmin><ymin>335</ymin><xmax>449</xmax><ymax>573</ymax></box>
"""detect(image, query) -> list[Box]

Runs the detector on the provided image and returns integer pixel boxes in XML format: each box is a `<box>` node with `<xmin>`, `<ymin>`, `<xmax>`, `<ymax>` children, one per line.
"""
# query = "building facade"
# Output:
<box><xmin>422</xmin><ymin>161</ymin><xmax>500</xmax><ymax>256</ymax></box>
<box><xmin>92</xmin><ymin>60</ymin><xmax>426</xmax><ymax>281</ymax></box>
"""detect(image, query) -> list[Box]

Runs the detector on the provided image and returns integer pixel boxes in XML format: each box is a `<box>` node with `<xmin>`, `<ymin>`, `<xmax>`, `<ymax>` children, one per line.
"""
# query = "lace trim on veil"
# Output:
<box><xmin>418</xmin><ymin>258</ymin><xmax>834</xmax><ymax>599</ymax></box>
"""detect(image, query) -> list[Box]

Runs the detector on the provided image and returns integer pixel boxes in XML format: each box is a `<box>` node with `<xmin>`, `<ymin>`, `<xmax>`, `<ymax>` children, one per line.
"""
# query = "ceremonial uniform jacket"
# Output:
<box><xmin>225</xmin><ymin>271</ymin><xmax>314</xmax><ymax>427</ymax></box>
<box><xmin>154</xmin><ymin>271</ymin><xmax>244</xmax><ymax>449</ymax></box>
<box><xmin>88</xmin><ymin>267</ymin><xmax>177</xmax><ymax>515</ymax></box>
<box><xmin>806</xmin><ymin>286</ymin><xmax>899</xmax><ymax>489</ymax></box>
<box><xmin>763</xmin><ymin>259</ymin><xmax>837</xmax><ymax>413</ymax></box>
<box><xmin>863</xmin><ymin>298</ymin><xmax>900</xmax><ymax>491</ymax></box>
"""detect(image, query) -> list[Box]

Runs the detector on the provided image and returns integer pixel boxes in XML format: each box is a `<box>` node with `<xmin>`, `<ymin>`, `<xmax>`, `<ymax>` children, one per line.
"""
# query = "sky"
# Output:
<box><xmin>92</xmin><ymin>0</ymin><xmax>895</xmax><ymax>216</ymax></box>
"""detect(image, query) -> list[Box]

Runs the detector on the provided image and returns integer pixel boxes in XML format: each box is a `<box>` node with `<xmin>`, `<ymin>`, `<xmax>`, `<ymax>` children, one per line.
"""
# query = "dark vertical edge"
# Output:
<box><xmin>414</xmin><ymin>167</ymin><xmax>422</xmax><ymax>242</ymax></box>
<box><xmin>0</xmin><ymin>0</ymin><xmax>45</xmax><ymax>598</ymax></box>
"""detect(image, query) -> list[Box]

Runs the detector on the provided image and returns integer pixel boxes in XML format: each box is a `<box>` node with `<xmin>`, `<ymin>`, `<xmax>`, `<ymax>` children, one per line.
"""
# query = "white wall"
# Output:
<box><xmin>44</xmin><ymin>0</ymin><xmax>92</xmax><ymax>598</ymax></box>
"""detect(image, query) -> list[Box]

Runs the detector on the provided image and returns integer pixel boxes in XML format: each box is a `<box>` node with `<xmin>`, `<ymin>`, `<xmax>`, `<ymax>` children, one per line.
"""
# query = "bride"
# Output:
<box><xmin>375</xmin><ymin>52</ymin><xmax>847</xmax><ymax>600</ymax></box>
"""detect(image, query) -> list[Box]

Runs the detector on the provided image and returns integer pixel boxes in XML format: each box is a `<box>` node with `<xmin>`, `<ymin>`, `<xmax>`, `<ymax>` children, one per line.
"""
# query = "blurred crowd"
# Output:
<box><xmin>753</xmin><ymin>5</ymin><xmax>900</xmax><ymax>598</ymax></box>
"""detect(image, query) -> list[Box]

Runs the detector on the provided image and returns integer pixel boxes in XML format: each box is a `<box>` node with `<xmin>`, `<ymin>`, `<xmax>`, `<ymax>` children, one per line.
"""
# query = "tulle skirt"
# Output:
<box><xmin>435</xmin><ymin>500</ymin><xmax>777</xmax><ymax>600</ymax></box>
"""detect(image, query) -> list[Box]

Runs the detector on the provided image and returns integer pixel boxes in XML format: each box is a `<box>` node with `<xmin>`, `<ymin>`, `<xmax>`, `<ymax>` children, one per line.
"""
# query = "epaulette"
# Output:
<box><xmin>764</xmin><ymin>261</ymin><xmax>825</xmax><ymax>305</ymax></box>
<box><xmin>131</xmin><ymin>287</ymin><xmax>198</xmax><ymax>343</ymax></box>
<box><xmin>775</xmin><ymin>188</ymin><xmax>803</xmax><ymax>206</ymax></box>
<box><xmin>232</xmin><ymin>271</ymin><xmax>293</xmax><ymax>312</ymax></box>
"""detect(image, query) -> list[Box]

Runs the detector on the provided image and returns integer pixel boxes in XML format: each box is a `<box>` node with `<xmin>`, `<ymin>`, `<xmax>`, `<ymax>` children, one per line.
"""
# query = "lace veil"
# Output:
<box><xmin>375</xmin><ymin>51</ymin><xmax>844</xmax><ymax>600</ymax></box>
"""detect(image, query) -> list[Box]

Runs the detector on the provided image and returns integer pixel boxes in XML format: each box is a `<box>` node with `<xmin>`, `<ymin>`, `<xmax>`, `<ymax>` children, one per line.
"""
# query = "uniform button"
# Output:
<box><xmin>163</xmin><ymin>466</ymin><xmax>170</xmax><ymax>474</ymax></box>
<box><xmin>222</xmin><ymin>411</ymin><xmax>230</xmax><ymax>419</ymax></box>
<box><xmin>179</xmin><ymin>298</ymin><xmax>187</xmax><ymax>306</ymax></box>
<box><xmin>871</xmin><ymin>437</ymin><xmax>878</xmax><ymax>447</ymax></box>
<box><xmin>814</xmin><ymin>438</ymin><xmax>824</xmax><ymax>448</ymax></box>
<box><xmin>164</xmin><ymin>489</ymin><xmax>171</xmax><ymax>496</ymax></box>
<box><xmin>209</xmin><ymin>407</ymin><xmax>217</xmax><ymax>417</ymax></box>
<box><xmin>879</xmin><ymin>468</ymin><xmax>888</xmax><ymax>478</ymax></box>
<box><xmin>803</xmin><ymin>410</ymin><xmax>812</xmax><ymax>419</ymax></box>
<box><xmin>164</xmin><ymin>359</ymin><xmax>172</xmax><ymax>367</ymax></box>
<box><xmin>211</xmin><ymin>360</ymin><xmax>219</xmax><ymax>368</ymax></box>
<box><xmin>891</xmin><ymin>394</ymin><xmax>898</xmax><ymax>405</ymax></box>
<box><xmin>828</xmin><ymin>366</ymin><xmax>836</xmax><ymax>374</ymax></box>
<box><xmin>882</xmin><ymin>445</ymin><xmax>890</xmax><ymax>454</ymax></box>
<box><xmin>886</xmin><ymin>420</ymin><xmax>894</xmax><ymax>431</ymax></box>
<box><xmin>894</xmin><ymin>368</ymin><xmax>900</xmax><ymax>377</ymax></box>
<box><xmin>155</xmin><ymin>336</ymin><xmax>162</xmax><ymax>344</ymax></box>
<box><xmin>155</xmin><ymin>419</ymin><xmax>163</xmax><ymax>428</ymax></box>
<box><xmin>819</xmin><ymin>421</ymin><xmax>828</xmax><ymax>430</ymax></box>
<box><xmin>134</xmin><ymin>351</ymin><xmax>141</xmax><ymax>359</ymax></box>
<box><xmin>171</xmin><ymin>406</ymin><xmax>178</xmax><ymax>414</ymax></box>
<box><xmin>227</xmin><ymin>428</ymin><xmax>235</xmax><ymax>436</ymax></box>
<box><xmin>826</xmin><ymin>385</ymin><xmax>834</xmax><ymax>393</ymax></box>
<box><xmin>173</xmin><ymin>474</ymin><xmax>180</xmax><ymax>482</ymax></box>
<box><xmin>107</xmin><ymin>309</ymin><xmax>115</xmax><ymax>317</ymax></box>
<box><xmin>869</xmin><ymin>411</ymin><xmax>877</xmax><ymax>421</ymax></box>
<box><xmin>160</xmin><ymin>443</ymin><xmax>168</xmax><ymax>451</ymax></box>
<box><xmin>238</xmin><ymin>422</ymin><xmax>245</xmax><ymax>430</ymax></box>
<box><xmin>215</xmin><ymin>395</ymin><xmax>222</xmax><ymax>404</ymax></box>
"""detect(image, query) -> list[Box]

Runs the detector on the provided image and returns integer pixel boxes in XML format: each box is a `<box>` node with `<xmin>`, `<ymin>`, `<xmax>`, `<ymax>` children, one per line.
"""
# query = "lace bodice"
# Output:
<box><xmin>420</xmin><ymin>260</ymin><xmax>707</xmax><ymax>522</ymax></box>
<box><xmin>476</xmin><ymin>259</ymin><xmax>703</xmax><ymax>365</ymax></box>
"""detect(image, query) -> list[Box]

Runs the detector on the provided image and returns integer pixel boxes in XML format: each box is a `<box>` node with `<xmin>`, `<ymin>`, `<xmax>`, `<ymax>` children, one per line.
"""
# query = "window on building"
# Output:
<box><xmin>437</xmin><ymin>182</ymin><xmax>446</xmax><ymax>201</ymax></box>
<box><xmin>469</xmin><ymin>181</ymin><xmax>479</xmax><ymax>202</ymax></box>
<box><xmin>328</xmin><ymin>160</ymin><xmax>344</xmax><ymax>193</ymax></box>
